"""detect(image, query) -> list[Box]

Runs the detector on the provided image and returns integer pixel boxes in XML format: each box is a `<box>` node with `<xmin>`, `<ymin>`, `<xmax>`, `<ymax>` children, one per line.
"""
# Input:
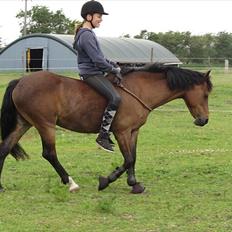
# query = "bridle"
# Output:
<box><xmin>118</xmin><ymin>83</ymin><xmax>153</xmax><ymax>112</ymax></box>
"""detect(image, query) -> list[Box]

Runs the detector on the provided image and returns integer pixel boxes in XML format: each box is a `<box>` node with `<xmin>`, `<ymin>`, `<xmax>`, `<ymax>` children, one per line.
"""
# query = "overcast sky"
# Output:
<box><xmin>0</xmin><ymin>0</ymin><xmax>232</xmax><ymax>45</ymax></box>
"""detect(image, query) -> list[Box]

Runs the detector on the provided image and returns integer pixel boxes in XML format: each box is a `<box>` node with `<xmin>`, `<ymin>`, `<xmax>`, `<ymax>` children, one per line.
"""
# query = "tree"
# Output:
<box><xmin>188</xmin><ymin>34</ymin><xmax>217</xmax><ymax>65</ymax></box>
<box><xmin>214</xmin><ymin>32</ymin><xmax>232</xmax><ymax>63</ymax></box>
<box><xmin>121</xmin><ymin>34</ymin><xmax>130</xmax><ymax>38</ymax></box>
<box><xmin>16</xmin><ymin>5</ymin><xmax>79</xmax><ymax>35</ymax></box>
<box><xmin>134</xmin><ymin>30</ymin><xmax>149</xmax><ymax>39</ymax></box>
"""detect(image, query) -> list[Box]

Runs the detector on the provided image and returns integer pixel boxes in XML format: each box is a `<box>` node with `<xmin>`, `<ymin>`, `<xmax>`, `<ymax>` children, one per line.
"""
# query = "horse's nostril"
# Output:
<box><xmin>205</xmin><ymin>118</ymin><xmax>209</xmax><ymax>124</ymax></box>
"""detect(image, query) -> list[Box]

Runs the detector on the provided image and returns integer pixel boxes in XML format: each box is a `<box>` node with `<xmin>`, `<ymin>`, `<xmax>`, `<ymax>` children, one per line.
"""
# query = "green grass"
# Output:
<box><xmin>0</xmin><ymin>69</ymin><xmax>232</xmax><ymax>231</ymax></box>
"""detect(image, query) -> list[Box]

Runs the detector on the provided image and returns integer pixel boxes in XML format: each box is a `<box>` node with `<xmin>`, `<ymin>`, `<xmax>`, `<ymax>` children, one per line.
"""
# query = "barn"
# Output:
<box><xmin>0</xmin><ymin>33</ymin><xmax>181</xmax><ymax>72</ymax></box>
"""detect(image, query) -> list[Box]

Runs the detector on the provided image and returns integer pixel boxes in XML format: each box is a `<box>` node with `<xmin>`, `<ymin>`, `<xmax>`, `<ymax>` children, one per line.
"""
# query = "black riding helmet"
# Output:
<box><xmin>81</xmin><ymin>0</ymin><xmax>109</xmax><ymax>19</ymax></box>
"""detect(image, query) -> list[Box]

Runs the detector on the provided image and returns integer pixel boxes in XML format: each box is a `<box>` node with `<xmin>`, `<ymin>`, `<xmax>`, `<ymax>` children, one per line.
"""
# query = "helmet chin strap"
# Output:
<box><xmin>90</xmin><ymin>20</ymin><xmax>95</xmax><ymax>29</ymax></box>
<box><xmin>86</xmin><ymin>15</ymin><xmax>95</xmax><ymax>29</ymax></box>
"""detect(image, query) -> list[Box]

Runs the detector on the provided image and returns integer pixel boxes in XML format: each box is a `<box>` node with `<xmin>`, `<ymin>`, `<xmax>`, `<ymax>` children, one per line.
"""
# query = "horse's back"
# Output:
<box><xmin>12</xmin><ymin>71</ymin><xmax>80</xmax><ymax>110</ymax></box>
<box><xmin>14</xmin><ymin>71</ymin><xmax>81</xmax><ymax>92</ymax></box>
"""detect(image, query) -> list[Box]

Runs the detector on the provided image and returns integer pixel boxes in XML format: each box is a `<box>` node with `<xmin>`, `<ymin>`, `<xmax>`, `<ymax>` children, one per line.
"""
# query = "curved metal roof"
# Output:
<box><xmin>52</xmin><ymin>34</ymin><xmax>181</xmax><ymax>64</ymax></box>
<box><xmin>0</xmin><ymin>33</ymin><xmax>181</xmax><ymax>64</ymax></box>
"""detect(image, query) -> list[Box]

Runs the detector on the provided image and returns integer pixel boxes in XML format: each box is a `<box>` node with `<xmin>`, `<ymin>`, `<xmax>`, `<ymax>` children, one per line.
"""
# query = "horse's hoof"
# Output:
<box><xmin>69</xmin><ymin>184</ymin><xmax>80</xmax><ymax>193</ymax></box>
<box><xmin>0</xmin><ymin>187</ymin><xmax>5</xmax><ymax>193</ymax></box>
<box><xmin>131</xmin><ymin>182</ymin><xmax>145</xmax><ymax>194</ymax></box>
<box><xmin>98</xmin><ymin>176</ymin><xmax>109</xmax><ymax>191</ymax></box>
<box><xmin>68</xmin><ymin>176</ymin><xmax>80</xmax><ymax>193</ymax></box>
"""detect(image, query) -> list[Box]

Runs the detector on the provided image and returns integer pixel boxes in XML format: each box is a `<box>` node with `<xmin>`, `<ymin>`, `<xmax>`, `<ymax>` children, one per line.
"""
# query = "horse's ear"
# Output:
<box><xmin>204</xmin><ymin>70</ymin><xmax>211</xmax><ymax>77</ymax></box>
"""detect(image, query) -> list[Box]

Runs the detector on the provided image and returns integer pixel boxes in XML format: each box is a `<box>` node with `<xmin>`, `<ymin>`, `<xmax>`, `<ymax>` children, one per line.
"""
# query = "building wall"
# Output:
<box><xmin>0</xmin><ymin>37</ymin><xmax>77</xmax><ymax>71</ymax></box>
<box><xmin>47</xmin><ymin>38</ymin><xmax>77</xmax><ymax>71</ymax></box>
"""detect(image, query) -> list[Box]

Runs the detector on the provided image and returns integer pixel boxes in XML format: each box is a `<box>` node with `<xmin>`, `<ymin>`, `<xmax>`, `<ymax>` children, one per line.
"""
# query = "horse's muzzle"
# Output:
<box><xmin>194</xmin><ymin>117</ymin><xmax>208</xmax><ymax>127</ymax></box>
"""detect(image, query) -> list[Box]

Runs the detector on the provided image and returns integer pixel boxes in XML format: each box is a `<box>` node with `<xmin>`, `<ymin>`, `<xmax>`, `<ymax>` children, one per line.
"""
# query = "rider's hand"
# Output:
<box><xmin>107</xmin><ymin>59</ymin><xmax>119</xmax><ymax>68</ymax></box>
<box><xmin>112</xmin><ymin>67</ymin><xmax>122</xmax><ymax>85</ymax></box>
<box><xmin>112</xmin><ymin>66</ymin><xmax>121</xmax><ymax>74</ymax></box>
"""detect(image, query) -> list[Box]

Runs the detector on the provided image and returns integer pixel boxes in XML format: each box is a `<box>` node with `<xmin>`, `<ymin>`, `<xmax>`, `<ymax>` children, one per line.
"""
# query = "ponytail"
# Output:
<box><xmin>74</xmin><ymin>21</ymin><xmax>84</xmax><ymax>36</ymax></box>
<box><xmin>73</xmin><ymin>21</ymin><xmax>84</xmax><ymax>50</ymax></box>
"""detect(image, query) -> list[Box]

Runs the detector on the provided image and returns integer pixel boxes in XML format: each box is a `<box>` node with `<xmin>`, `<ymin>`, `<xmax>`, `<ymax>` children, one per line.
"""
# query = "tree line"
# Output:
<box><xmin>4</xmin><ymin>5</ymin><xmax>232</xmax><ymax>65</ymax></box>
<box><xmin>133</xmin><ymin>30</ymin><xmax>232</xmax><ymax>65</ymax></box>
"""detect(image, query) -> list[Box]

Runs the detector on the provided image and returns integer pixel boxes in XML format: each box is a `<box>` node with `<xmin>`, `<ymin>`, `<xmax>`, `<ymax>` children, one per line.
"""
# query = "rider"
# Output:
<box><xmin>73</xmin><ymin>0</ymin><xmax>122</xmax><ymax>153</ymax></box>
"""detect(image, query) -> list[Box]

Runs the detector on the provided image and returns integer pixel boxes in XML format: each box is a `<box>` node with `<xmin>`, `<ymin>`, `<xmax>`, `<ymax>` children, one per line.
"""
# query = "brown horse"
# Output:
<box><xmin>0</xmin><ymin>64</ymin><xmax>212</xmax><ymax>194</ymax></box>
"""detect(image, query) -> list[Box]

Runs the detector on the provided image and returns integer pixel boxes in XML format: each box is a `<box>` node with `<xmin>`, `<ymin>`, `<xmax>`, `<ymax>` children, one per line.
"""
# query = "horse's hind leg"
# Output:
<box><xmin>38</xmin><ymin>126</ymin><xmax>79</xmax><ymax>192</ymax></box>
<box><xmin>0</xmin><ymin>117</ymin><xmax>30</xmax><ymax>192</ymax></box>
<box><xmin>0</xmin><ymin>142</ymin><xmax>11</xmax><ymax>191</ymax></box>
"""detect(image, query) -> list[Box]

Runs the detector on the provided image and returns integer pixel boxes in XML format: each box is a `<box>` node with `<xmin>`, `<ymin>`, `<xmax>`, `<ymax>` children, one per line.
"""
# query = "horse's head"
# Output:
<box><xmin>119</xmin><ymin>63</ymin><xmax>213</xmax><ymax>127</ymax></box>
<box><xmin>183</xmin><ymin>70</ymin><xmax>212</xmax><ymax>127</ymax></box>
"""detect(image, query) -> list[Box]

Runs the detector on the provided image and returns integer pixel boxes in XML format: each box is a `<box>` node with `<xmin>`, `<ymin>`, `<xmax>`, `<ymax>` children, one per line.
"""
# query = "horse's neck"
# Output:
<box><xmin>151</xmin><ymin>85</ymin><xmax>184</xmax><ymax>109</ymax></box>
<box><xmin>125</xmin><ymin>73</ymin><xmax>184</xmax><ymax>110</ymax></box>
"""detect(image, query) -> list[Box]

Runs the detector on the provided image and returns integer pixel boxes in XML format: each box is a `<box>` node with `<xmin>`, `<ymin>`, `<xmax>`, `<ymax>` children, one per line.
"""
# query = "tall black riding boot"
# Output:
<box><xmin>96</xmin><ymin>107</ymin><xmax>116</xmax><ymax>152</ymax></box>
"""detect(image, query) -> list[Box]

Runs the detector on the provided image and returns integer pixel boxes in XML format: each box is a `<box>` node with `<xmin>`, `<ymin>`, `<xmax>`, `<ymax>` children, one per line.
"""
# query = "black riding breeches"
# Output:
<box><xmin>83</xmin><ymin>75</ymin><xmax>121</xmax><ymax>110</ymax></box>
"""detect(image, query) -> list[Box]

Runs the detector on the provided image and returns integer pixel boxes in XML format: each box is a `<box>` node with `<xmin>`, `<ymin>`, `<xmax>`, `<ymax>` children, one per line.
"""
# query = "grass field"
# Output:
<box><xmin>0</xmin><ymin>69</ymin><xmax>232</xmax><ymax>231</ymax></box>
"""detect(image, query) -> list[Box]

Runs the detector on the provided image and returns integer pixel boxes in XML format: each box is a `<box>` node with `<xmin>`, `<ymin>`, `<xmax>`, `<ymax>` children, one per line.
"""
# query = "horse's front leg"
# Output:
<box><xmin>98</xmin><ymin>130</ymin><xmax>145</xmax><ymax>193</ymax></box>
<box><xmin>98</xmin><ymin>130</ymin><xmax>133</xmax><ymax>191</ymax></box>
<box><xmin>98</xmin><ymin>165</ymin><xmax>126</xmax><ymax>191</ymax></box>
<box><xmin>127</xmin><ymin>130</ymin><xmax>145</xmax><ymax>194</ymax></box>
<box><xmin>126</xmin><ymin>130</ymin><xmax>138</xmax><ymax>186</ymax></box>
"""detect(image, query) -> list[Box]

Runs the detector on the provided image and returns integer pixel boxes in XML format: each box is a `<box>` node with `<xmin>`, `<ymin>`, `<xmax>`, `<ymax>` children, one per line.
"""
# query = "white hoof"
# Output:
<box><xmin>69</xmin><ymin>184</ymin><xmax>80</xmax><ymax>192</ymax></box>
<box><xmin>68</xmin><ymin>176</ymin><xmax>80</xmax><ymax>193</ymax></box>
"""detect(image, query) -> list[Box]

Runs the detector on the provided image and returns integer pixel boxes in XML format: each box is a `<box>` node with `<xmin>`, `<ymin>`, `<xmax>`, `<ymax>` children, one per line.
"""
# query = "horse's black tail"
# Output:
<box><xmin>1</xmin><ymin>79</ymin><xmax>28</xmax><ymax>160</ymax></box>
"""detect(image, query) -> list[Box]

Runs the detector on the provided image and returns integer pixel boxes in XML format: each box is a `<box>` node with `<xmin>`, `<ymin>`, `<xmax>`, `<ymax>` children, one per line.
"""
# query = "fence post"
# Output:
<box><xmin>225</xmin><ymin>59</ymin><xmax>229</xmax><ymax>72</ymax></box>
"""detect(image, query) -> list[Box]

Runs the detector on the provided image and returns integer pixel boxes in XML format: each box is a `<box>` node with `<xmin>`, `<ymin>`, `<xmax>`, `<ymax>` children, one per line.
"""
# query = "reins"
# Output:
<box><xmin>118</xmin><ymin>84</ymin><xmax>153</xmax><ymax>112</ymax></box>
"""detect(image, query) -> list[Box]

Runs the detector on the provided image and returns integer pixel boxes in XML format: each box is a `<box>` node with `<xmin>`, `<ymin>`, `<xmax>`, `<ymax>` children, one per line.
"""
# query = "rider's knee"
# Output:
<box><xmin>110</xmin><ymin>94</ymin><xmax>121</xmax><ymax>110</ymax></box>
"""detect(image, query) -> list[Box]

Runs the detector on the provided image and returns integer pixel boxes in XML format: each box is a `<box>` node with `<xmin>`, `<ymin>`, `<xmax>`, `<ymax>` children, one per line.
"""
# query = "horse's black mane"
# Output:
<box><xmin>122</xmin><ymin>63</ymin><xmax>213</xmax><ymax>92</ymax></box>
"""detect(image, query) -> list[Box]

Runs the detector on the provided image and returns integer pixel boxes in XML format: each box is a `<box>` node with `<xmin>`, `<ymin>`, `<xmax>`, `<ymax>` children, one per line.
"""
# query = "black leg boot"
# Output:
<box><xmin>96</xmin><ymin>107</ymin><xmax>116</xmax><ymax>152</ymax></box>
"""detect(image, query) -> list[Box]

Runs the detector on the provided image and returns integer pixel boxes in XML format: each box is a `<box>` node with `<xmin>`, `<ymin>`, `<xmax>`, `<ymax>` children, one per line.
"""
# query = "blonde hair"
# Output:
<box><xmin>74</xmin><ymin>21</ymin><xmax>85</xmax><ymax>37</ymax></box>
<box><xmin>73</xmin><ymin>21</ymin><xmax>85</xmax><ymax>50</ymax></box>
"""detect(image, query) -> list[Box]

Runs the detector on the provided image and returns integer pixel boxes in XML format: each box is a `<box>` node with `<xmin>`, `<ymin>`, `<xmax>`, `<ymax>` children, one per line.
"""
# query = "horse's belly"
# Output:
<box><xmin>56</xmin><ymin>111</ymin><xmax>102</xmax><ymax>134</ymax></box>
